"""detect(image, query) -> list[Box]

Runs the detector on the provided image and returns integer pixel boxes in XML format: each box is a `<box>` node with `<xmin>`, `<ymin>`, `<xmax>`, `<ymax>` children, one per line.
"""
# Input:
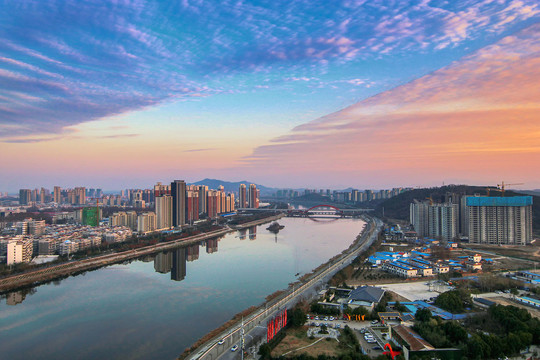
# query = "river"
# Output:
<box><xmin>0</xmin><ymin>217</ymin><xmax>365</xmax><ymax>360</ymax></box>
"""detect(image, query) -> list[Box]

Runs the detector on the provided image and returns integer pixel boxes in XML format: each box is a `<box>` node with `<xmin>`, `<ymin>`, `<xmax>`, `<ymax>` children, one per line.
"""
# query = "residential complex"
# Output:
<box><xmin>467</xmin><ymin>196</ymin><xmax>533</xmax><ymax>245</ymax></box>
<box><xmin>410</xmin><ymin>195</ymin><xmax>533</xmax><ymax>245</ymax></box>
<box><xmin>410</xmin><ymin>201</ymin><xmax>458</xmax><ymax>241</ymax></box>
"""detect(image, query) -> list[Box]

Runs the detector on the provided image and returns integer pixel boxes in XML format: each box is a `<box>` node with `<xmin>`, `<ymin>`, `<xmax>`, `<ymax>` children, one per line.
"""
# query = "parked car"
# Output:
<box><xmin>329</xmin><ymin>316</ymin><xmax>335</xmax><ymax>321</ymax></box>
<box><xmin>371</xmin><ymin>320</ymin><xmax>378</xmax><ymax>324</ymax></box>
<box><xmin>231</xmin><ymin>345</ymin><xmax>239</xmax><ymax>352</ymax></box>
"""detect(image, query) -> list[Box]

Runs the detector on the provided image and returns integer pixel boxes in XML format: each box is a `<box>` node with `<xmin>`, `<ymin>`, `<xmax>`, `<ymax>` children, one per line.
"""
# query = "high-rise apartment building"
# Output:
<box><xmin>137</xmin><ymin>212</ymin><xmax>157</xmax><ymax>233</ymax></box>
<box><xmin>155</xmin><ymin>195</ymin><xmax>173</xmax><ymax>229</ymax></box>
<box><xmin>171</xmin><ymin>180</ymin><xmax>186</xmax><ymax>227</ymax></box>
<box><xmin>467</xmin><ymin>196</ymin><xmax>533</xmax><ymax>245</ymax></box>
<box><xmin>19</xmin><ymin>189</ymin><xmax>31</xmax><ymax>205</ymax></box>
<box><xmin>410</xmin><ymin>201</ymin><xmax>458</xmax><ymax>241</ymax></box>
<box><xmin>239</xmin><ymin>184</ymin><xmax>247</xmax><ymax>208</ymax></box>
<box><xmin>410</xmin><ymin>200</ymin><xmax>429</xmax><ymax>238</ymax></box>
<box><xmin>154</xmin><ymin>182</ymin><xmax>171</xmax><ymax>197</ymax></box>
<box><xmin>226</xmin><ymin>193</ymin><xmax>235</xmax><ymax>212</ymax></box>
<box><xmin>220</xmin><ymin>190</ymin><xmax>226</xmax><ymax>213</ymax></box>
<box><xmin>248</xmin><ymin>184</ymin><xmax>259</xmax><ymax>208</ymax></box>
<box><xmin>428</xmin><ymin>203</ymin><xmax>458</xmax><ymax>242</ymax></box>
<box><xmin>364</xmin><ymin>189</ymin><xmax>374</xmax><ymax>202</ymax></box>
<box><xmin>53</xmin><ymin>186</ymin><xmax>62</xmax><ymax>204</ymax></box>
<box><xmin>198</xmin><ymin>185</ymin><xmax>208</xmax><ymax>215</ymax></box>
<box><xmin>73</xmin><ymin>187</ymin><xmax>86</xmax><ymax>205</ymax></box>
<box><xmin>186</xmin><ymin>190</ymin><xmax>199</xmax><ymax>223</ymax></box>
<box><xmin>207</xmin><ymin>190</ymin><xmax>219</xmax><ymax>218</ymax></box>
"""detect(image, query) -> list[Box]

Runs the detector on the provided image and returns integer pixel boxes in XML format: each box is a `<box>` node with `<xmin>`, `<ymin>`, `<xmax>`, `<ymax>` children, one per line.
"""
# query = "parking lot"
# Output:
<box><xmin>305</xmin><ymin>315</ymin><xmax>385</xmax><ymax>357</ymax></box>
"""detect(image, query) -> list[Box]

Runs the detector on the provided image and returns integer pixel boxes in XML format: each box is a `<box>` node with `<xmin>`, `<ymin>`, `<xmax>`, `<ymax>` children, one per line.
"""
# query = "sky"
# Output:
<box><xmin>1</xmin><ymin>0</ymin><xmax>539</xmax><ymax>191</ymax></box>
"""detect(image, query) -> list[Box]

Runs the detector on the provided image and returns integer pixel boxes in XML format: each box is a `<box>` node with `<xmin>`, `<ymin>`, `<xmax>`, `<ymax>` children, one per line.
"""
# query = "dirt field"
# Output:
<box><xmin>272</xmin><ymin>327</ymin><xmax>342</xmax><ymax>358</ymax></box>
<box><xmin>464</xmin><ymin>243</ymin><xmax>540</xmax><ymax>265</ymax></box>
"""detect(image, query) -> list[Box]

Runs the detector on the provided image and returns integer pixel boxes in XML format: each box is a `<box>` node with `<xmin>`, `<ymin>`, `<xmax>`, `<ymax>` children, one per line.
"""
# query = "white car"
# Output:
<box><xmin>231</xmin><ymin>345</ymin><xmax>238</xmax><ymax>352</ymax></box>
<box><xmin>218</xmin><ymin>339</ymin><xmax>225</xmax><ymax>345</ymax></box>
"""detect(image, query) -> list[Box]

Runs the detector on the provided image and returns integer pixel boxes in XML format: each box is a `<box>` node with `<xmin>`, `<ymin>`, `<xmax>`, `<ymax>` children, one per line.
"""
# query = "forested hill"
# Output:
<box><xmin>373</xmin><ymin>185</ymin><xmax>540</xmax><ymax>234</ymax></box>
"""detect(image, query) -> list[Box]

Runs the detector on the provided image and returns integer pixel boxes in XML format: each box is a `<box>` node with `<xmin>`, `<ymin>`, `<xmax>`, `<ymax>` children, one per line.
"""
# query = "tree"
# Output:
<box><xmin>258</xmin><ymin>343</ymin><xmax>271</xmax><ymax>359</ymax></box>
<box><xmin>510</xmin><ymin>288</ymin><xmax>518</xmax><ymax>295</ymax></box>
<box><xmin>394</xmin><ymin>300</ymin><xmax>407</xmax><ymax>312</ymax></box>
<box><xmin>415</xmin><ymin>308</ymin><xmax>432</xmax><ymax>322</ymax></box>
<box><xmin>434</xmin><ymin>290</ymin><xmax>471</xmax><ymax>313</ymax></box>
<box><xmin>290</xmin><ymin>308</ymin><xmax>306</xmax><ymax>327</ymax></box>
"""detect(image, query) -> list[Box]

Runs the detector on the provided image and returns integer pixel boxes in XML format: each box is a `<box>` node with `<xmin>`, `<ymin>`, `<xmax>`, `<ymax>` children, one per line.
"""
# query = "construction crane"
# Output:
<box><xmin>496</xmin><ymin>182</ymin><xmax>524</xmax><ymax>197</ymax></box>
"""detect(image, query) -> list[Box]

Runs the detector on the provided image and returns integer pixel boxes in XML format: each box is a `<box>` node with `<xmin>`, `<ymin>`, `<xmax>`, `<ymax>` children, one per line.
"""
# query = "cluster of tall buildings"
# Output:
<box><xmin>19</xmin><ymin>187</ymin><xmax>87</xmax><ymax>205</ymax></box>
<box><xmin>275</xmin><ymin>187</ymin><xmax>408</xmax><ymax>203</ymax></box>
<box><xmin>410</xmin><ymin>194</ymin><xmax>533</xmax><ymax>245</ymax></box>
<box><xmin>238</xmin><ymin>183</ymin><xmax>260</xmax><ymax>208</ymax></box>
<box><xmin>153</xmin><ymin>180</ymin><xmax>240</xmax><ymax>230</ymax></box>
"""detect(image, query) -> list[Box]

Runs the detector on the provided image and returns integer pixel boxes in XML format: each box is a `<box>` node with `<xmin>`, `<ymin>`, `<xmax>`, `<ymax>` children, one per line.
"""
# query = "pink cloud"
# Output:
<box><xmin>243</xmin><ymin>23</ymin><xmax>540</xmax><ymax>188</ymax></box>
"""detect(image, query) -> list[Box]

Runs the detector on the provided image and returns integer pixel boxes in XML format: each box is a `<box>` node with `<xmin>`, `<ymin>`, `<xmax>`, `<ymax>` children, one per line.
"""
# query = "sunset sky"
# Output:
<box><xmin>1</xmin><ymin>0</ymin><xmax>539</xmax><ymax>191</ymax></box>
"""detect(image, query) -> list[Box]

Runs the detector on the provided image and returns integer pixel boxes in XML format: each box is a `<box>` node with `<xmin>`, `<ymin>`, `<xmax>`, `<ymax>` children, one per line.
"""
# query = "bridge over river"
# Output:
<box><xmin>237</xmin><ymin>204</ymin><xmax>373</xmax><ymax>218</ymax></box>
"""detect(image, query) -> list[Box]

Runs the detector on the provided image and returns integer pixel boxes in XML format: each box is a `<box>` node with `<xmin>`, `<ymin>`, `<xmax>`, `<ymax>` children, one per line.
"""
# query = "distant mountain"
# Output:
<box><xmin>190</xmin><ymin>178</ymin><xmax>276</xmax><ymax>195</ymax></box>
<box><xmin>516</xmin><ymin>190</ymin><xmax>540</xmax><ymax>197</ymax></box>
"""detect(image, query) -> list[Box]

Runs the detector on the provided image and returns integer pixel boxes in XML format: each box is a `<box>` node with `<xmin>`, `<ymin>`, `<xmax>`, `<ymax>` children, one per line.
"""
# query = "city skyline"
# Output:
<box><xmin>1</xmin><ymin>1</ymin><xmax>539</xmax><ymax>190</ymax></box>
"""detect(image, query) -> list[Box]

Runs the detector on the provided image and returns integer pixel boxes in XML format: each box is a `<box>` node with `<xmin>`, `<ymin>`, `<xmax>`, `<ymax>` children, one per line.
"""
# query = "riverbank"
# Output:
<box><xmin>0</xmin><ymin>214</ymin><xmax>283</xmax><ymax>293</ymax></box>
<box><xmin>230</xmin><ymin>213</ymin><xmax>284</xmax><ymax>230</ymax></box>
<box><xmin>181</xmin><ymin>215</ymin><xmax>382</xmax><ymax>360</ymax></box>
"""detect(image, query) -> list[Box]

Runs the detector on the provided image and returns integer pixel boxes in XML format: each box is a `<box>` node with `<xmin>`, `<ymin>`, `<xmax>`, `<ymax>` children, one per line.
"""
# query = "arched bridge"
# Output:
<box><xmin>304</xmin><ymin>204</ymin><xmax>343</xmax><ymax>216</ymax></box>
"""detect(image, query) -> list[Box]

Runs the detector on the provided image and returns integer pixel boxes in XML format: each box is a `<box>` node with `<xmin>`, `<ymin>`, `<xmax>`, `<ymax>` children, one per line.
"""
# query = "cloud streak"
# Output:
<box><xmin>244</xmin><ymin>23</ymin><xmax>540</xmax><ymax>186</ymax></box>
<box><xmin>0</xmin><ymin>0</ymin><xmax>538</xmax><ymax>140</ymax></box>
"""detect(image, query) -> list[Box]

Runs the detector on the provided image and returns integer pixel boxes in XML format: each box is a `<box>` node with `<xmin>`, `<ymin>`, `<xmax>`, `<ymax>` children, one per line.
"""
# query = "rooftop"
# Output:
<box><xmin>348</xmin><ymin>286</ymin><xmax>385</xmax><ymax>303</ymax></box>
<box><xmin>466</xmin><ymin>196</ymin><xmax>533</xmax><ymax>207</ymax></box>
<box><xmin>392</xmin><ymin>325</ymin><xmax>434</xmax><ymax>351</ymax></box>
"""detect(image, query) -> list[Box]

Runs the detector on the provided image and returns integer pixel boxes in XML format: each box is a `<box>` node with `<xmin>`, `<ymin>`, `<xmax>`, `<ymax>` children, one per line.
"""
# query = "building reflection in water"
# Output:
<box><xmin>237</xmin><ymin>229</ymin><xmax>247</xmax><ymax>240</ymax></box>
<box><xmin>154</xmin><ymin>252</ymin><xmax>173</xmax><ymax>274</ymax></box>
<box><xmin>248</xmin><ymin>226</ymin><xmax>257</xmax><ymax>240</ymax></box>
<box><xmin>4</xmin><ymin>288</ymin><xmax>37</xmax><ymax>306</ymax></box>
<box><xmin>171</xmin><ymin>248</ymin><xmax>186</xmax><ymax>282</ymax></box>
<box><xmin>186</xmin><ymin>244</ymin><xmax>199</xmax><ymax>262</ymax></box>
<box><xmin>206</xmin><ymin>238</ymin><xmax>218</xmax><ymax>254</ymax></box>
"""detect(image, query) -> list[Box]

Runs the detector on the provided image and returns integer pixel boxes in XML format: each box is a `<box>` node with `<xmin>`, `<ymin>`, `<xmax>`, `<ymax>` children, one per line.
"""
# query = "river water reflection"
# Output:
<box><xmin>0</xmin><ymin>217</ymin><xmax>364</xmax><ymax>360</ymax></box>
